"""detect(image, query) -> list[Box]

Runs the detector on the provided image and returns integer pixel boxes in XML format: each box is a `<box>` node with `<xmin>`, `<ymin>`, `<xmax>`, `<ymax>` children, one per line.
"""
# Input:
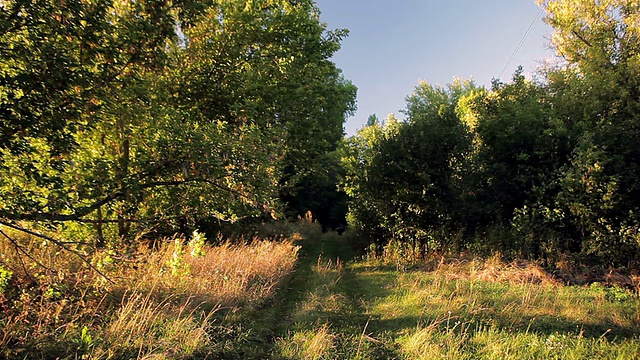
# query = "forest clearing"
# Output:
<box><xmin>2</xmin><ymin>0</ymin><xmax>640</xmax><ymax>358</ymax></box>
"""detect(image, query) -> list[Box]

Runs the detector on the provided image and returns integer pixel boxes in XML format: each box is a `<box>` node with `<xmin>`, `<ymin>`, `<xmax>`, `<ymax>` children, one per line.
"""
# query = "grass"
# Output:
<box><xmin>2</xmin><ymin>222</ymin><xmax>639</xmax><ymax>359</ymax></box>
<box><xmin>0</xmin><ymin>226</ymin><xmax>300</xmax><ymax>359</ymax></box>
<box><xmin>272</xmin><ymin>232</ymin><xmax>399</xmax><ymax>359</ymax></box>
<box><xmin>273</xmin><ymin>235</ymin><xmax>640</xmax><ymax>359</ymax></box>
<box><xmin>368</xmin><ymin>266</ymin><xmax>640</xmax><ymax>359</ymax></box>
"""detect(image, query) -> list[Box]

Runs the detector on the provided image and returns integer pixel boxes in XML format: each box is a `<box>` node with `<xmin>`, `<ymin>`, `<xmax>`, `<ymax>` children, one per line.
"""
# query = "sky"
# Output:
<box><xmin>313</xmin><ymin>0</ymin><xmax>557</xmax><ymax>135</ymax></box>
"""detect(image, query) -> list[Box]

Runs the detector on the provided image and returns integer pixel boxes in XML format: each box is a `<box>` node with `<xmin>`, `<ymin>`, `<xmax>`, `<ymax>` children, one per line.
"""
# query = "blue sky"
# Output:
<box><xmin>313</xmin><ymin>0</ymin><xmax>556</xmax><ymax>135</ymax></box>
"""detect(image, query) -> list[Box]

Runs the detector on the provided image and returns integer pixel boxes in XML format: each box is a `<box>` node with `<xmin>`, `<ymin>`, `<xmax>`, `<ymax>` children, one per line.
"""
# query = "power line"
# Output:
<box><xmin>497</xmin><ymin>8</ymin><xmax>544</xmax><ymax>79</ymax></box>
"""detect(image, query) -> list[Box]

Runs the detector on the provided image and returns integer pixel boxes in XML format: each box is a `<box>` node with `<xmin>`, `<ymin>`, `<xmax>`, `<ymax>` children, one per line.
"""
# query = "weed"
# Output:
<box><xmin>74</xmin><ymin>325</ymin><xmax>94</xmax><ymax>353</ymax></box>
<box><xmin>167</xmin><ymin>237</ymin><xmax>189</xmax><ymax>276</ymax></box>
<box><xmin>0</xmin><ymin>265</ymin><xmax>12</xmax><ymax>296</ymax></box>
<box><xmin>188</xmin><ymin>230</ymin><xmax>206</xmax><ymax>258</ymax></box>
<box><xmin>589</xmin><ymin>282</ymin><xmax>634</xmax><ymax>302</ymax></box>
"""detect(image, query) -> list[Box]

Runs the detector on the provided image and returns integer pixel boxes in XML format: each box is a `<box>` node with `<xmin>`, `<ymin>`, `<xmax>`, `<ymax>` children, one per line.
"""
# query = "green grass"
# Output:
<box><xmin>364</xmin><ymin>266</ymin><xmax>640</xmax><ymax>359</ymax></box>
<box><xmin>272</xmin><ymin>232</ymin><xmax>398</xmax><ymax>359</ymax></box>
<box><xmin>272</xmin><ymin>234</ymin><xmax>640</xmax><ymax>359</ymax></box>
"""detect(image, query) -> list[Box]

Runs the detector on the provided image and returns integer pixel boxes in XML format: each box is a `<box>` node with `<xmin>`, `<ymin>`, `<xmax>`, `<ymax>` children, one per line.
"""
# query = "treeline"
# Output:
<box><xmin>0</xmin><ymin>0</ymin><xmax>355</xmax><ymax>245</ymax></box>
<box><xmin>3</xmin><ymin>0</ymin><xmax>639</xmax><ymax>269</ymax></box>
<box><xmin>340</xmin><ymin>0</ymin><xmax>640</xmax><ymax>266</ymax></box>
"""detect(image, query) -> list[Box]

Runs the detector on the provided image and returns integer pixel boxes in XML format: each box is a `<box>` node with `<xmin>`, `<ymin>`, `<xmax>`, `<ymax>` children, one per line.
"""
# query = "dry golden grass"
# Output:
<box><xmin>89</xmin><ymin>290</ymin><xmax>214</xmax><ymax>359</ymax></box>
<box><xmin>118</xmin><ymin>238</ymin><xmax>299</xmax><ymax>308</ymax></box>
<box><xmin>0</xmin><ymin>227</ymin><xmax>300</xmax><ymax>359</ymax></box>
<box><xmin>433</xmin><ymin>254</ymin><xmax>561</xmax><ymax>287</ymax></box>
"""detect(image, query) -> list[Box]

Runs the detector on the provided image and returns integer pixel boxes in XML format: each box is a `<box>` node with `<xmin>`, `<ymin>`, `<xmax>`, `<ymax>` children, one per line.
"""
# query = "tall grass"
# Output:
<box><xmin>118</xmin><ymin>238</ymin><xmax>299</xmax><ymax>308</ymax></box>
<box><xmin>356</xmin><ymin>252</ymin><xmax>640</xmax><ymax>359</ymax></box>
<box><xmin>0</xmin><ymin>227</ymin><xmax>299</xmax><ymax>359</ymax></box>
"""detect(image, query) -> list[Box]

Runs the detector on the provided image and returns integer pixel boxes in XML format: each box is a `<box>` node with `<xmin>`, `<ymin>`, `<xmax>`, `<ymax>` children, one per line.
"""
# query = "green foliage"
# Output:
<box><xmin>341</xmin><ymin>1</ymin><xmax>640</xmax><ymax>266</ymax></box>
<box><xmin>468</xmin><ymin>70</ymin><xmax>569</xmax><ymax>223</ymax></box>
<box><xmin>0</xmin><ymin>266</ymin><xmax>12</xmax><ymax>296</ymax></box>
<box><xmin>75</xmin><ymin>326</ymin><xmax>94</xmax><ymax>353</ymax></box>
<box><xmin>0</xmin><ymin>0</ymin><xmax>355</xmax><ymax>245</ymax></box>
<box><xmin>589</xmin><ymin>282</ymin><xmax>634</xmax><ymax>303</ymax></box>
<box><xmin>189</xmin><ymin>230</ymin><xmax>206</xmax><ymax>258</ymax></box>
<box><xmin>168</xmin><ymin>238</ymin><xmax>189</xmax><ymax>276</ymax></box>
<box><xmin>340</xmin><ymin>80</ymin><xmax>475</xmax><ymax>252</ymax></box>
<box><xmin>535</xmin><ymin>0</ymin><xmax>640</xmax><ymax>263</ymax></box>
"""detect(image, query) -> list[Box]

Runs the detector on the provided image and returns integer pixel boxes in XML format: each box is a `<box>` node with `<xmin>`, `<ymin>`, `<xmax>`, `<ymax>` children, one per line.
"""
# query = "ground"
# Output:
<box><xmin>247</xmin><ymin>231</ymin><xmax>640</xmax><ymax>360</ymax></box>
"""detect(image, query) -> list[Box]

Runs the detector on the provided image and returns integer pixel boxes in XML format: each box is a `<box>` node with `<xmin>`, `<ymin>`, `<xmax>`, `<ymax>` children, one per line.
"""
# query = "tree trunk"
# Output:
<box><xmin>95</xmin><ymin>206</ymin><xmax>105</xmax><ymax>248</ymax></box>
<box><xmin>117</xmin><ymin>118</ymin><xmax>131</xmax><ymax>242</ymax></box>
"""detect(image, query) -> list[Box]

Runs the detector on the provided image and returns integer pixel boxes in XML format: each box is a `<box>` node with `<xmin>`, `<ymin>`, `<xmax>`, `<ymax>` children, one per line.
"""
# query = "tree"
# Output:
<box><xmin>0</xmin><ymin>0</ymin><xmax>355</xmax><ymax>247</ymax></box>
<box><xmin>377</xmin><ymin>80</ymin><xmax>474</xmax><ymax>251</ymax></box>
<box><xmin>339</xmin><ymin>114</ymin><xmax>393</xmax><ymax>245</ymax></box>
<box><xmin>172</xmin><ymin>0</ymin><xmax>357</xmax><ymax>228</ymax></box>
<box><xmin>340</xmin><ymin>80</ymin><xmax>475</xmax><ymax>252</ymax></box>
<box><xmin>538</xmin><ymin>0</ymin><xmax>640</xmax><ymax>263</ymax></box>
<box><xmin>0</xmin><ymin>0</ymin><xmax>182</xmax><ymax>237</ymax></box>
<box><xmin>455</xmin><ymin>69</ymin><xmax>576</xmax><ymax>257</ymax></box>
<box><xmin>466</xmin><ymin>70</ymin><xmax>568</xmax><ymax>222</ymax></box>
<box><xmin>366</xmin><ymin>114</ymin><xmax>379</xmax><ymax>127</ymax></box>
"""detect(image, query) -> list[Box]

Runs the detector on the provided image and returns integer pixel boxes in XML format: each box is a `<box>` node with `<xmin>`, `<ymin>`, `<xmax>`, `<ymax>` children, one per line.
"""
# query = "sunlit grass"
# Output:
<box><xmin>0</xmin><ymin>227</ymin><xmax>300</xmax><ymax>359</ymax></box>
<box><xmin>118</xmin><ymin>238</ymin><xmax>299</xmax><ymax>308</ymax></box>
<box><xmin>397</xmin><ymin>322</ymin><xmax>640</xmax><ymax>360</ymax></box>
<box><xmin>5</xmin><ymin>225</ymin><xmax>638</xmax><ymax>359</ymax></box>
<box><xmin>277</xmin><ymin>325</ymin><xmax>336</xmax><ymax>360</ymax></box>
<box><xmin>363</xmin><ymin>262</ymin><xmax>639</xmax><ymax>338</ymax></box>
<box><xmin>355</xmin><ymin>255</ymin><xmax>640</xmax><ymax>359</ymax></box>
<box><xmin>275</xmin><ymin>251</ymin><xmax>345</xmax><ymax>359</ymax></box>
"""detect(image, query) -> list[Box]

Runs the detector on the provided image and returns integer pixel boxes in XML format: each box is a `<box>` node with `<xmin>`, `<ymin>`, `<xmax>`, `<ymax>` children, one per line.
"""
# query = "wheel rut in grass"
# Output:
<box><xmin>266</xmin><ymin>231</ymin><xmax>400</xmax><ymax>359</ymax></box>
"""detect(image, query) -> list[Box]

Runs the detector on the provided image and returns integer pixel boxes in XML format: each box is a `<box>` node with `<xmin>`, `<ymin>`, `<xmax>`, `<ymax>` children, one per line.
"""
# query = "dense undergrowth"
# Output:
<box><xmin>0</xmin><ymin>221</ymin><xmax>309</xmax><ymax>359</ymax></box>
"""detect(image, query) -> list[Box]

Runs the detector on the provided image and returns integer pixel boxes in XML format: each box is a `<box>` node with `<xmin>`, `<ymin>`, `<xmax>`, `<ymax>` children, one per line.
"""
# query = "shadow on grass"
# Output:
<box><xmin>367</xmin><ymin>307</ymin><xmax>638</xmax><ymax>343</ymax></box>
<box><xmin>520</xmin><ymin>314</ymin><xmax>638</xmax><ymax>340</ymax></box>
<box><xmin>364</xmin><ymin>267</ymin><xmax>640</xmax><ymax>343</ymax></box>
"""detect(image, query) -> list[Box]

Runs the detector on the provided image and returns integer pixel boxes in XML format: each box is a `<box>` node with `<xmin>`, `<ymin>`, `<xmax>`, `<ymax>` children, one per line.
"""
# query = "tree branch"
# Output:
<box><xmin>0</xmin><ymin>228</ymin><xmax>46</xmax><ymax>283</ymax></box>
<box><xmin>571</xmin><ymin>30</ymin><xmax>592</xmax><ymax>47</ymax></box>
<box><xmin>1</xmin><ymin>171</ymin><xmax>258</xmax><ymax>223</ymax></box>
<box><xmin>138</xmin><ymin>176</ymin><xmax>253</xmax><ymax>201</ymax></box>
<box><xmin>0</xmin><ymin>190</ymin><xmax>124</xmax><ymax>222</ymax></box>
<box><xmin>0</xmin><ymin>220</ymin><xmax>114</xmax><ymax>284</ymax></box>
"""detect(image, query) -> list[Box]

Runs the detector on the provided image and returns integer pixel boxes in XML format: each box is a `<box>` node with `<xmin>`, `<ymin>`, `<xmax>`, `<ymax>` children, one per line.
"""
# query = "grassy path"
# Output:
<box><xmin>265</xmin><ymin>231</ymin><xmax>400</xmax><ymax>359</ymax></box>
<box><xmin>230</xmin><ymin>230</ymin><xmax>640</xmax><ymax>359</ymax></box>
<box><xmin>219</xmin><ymin>230</ymin><xmax>367</xmax><ymax>359</ymax></box>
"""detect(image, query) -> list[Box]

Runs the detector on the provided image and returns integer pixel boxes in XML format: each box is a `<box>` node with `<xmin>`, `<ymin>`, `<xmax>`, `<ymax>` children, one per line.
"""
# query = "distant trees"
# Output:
<box><xmin>341</xmin><ymin>0</ymin><xmax>640</xmax><ymax>265</ymax></box>
<box><xmin>0</xmin><ymin>0</ymin><xmax>355</xmax><ymax>245</ymax></box>
<box><xmin>340</xmin><ymin>81</ymin><xmax>475</xmax><ymax>253</ymax></box>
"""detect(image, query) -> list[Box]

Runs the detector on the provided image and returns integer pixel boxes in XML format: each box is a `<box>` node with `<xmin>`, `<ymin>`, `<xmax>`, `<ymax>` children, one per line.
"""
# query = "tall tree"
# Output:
<box><xmin>538</xmin><ymin>0</ymin><xmax>640</xmax><ymax>262</ymax></box>
<box><xmin>341</xmin><ymin>81</ymin><xmax>475</xmax><ymax>251</ymax></box>
<box><xmin>0</xmin><ymin>0</ymin><xmax>355</xmax><ymax>245</ymax></box>
<box><xmin>339</xmin><ymin>114</ymin><xmax>395</xmax><ymax>245</ymax></box>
